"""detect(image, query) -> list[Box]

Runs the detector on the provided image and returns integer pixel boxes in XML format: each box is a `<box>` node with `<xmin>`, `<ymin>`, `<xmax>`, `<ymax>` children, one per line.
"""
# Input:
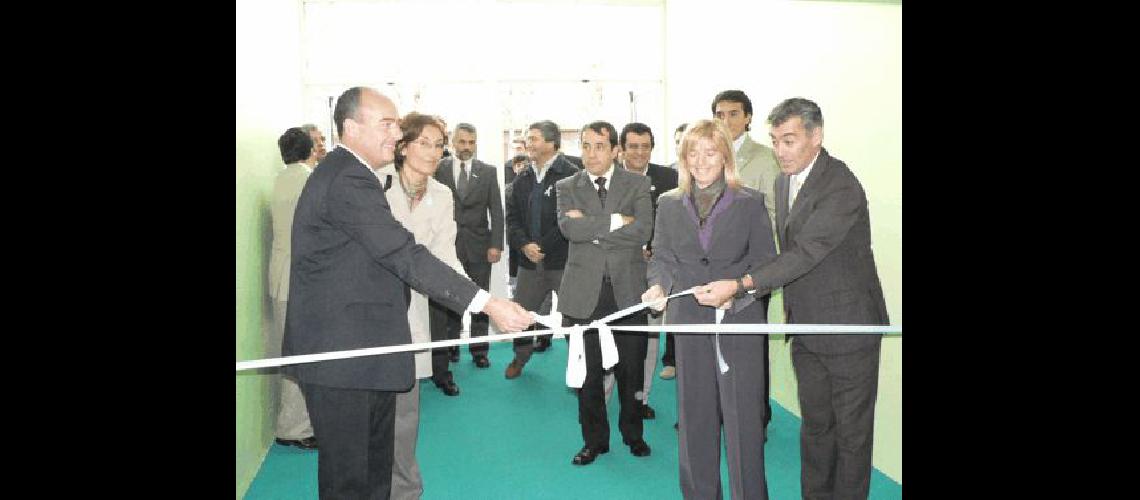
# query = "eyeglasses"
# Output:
<box><xmin>413</xmin><ymin>138</ymin><xmax>446</xmax><ymax>150</ymax></box>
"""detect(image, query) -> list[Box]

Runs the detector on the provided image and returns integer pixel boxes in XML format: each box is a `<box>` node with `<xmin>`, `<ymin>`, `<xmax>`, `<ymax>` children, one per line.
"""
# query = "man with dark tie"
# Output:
<box><xmin>555</xmin><ymin>121</ymin><xmax>654</xmax><ymax>465</ymax></box>
<box><xmin>431</xmin><ymin>123</ymin><xmax>505</xmax><ymax>387</ymax></box>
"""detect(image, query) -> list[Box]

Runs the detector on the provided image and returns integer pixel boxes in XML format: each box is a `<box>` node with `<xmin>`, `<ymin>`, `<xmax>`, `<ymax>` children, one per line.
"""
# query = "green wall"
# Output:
<box><xmin>663</xmin><ymin>0</ymin><xmax>902</xmax><ymax>482</ymax></box>
<box><xmin>236</xmin><ymin>0</ymin><xmax>305</xmax><ymax>497</ymax></box>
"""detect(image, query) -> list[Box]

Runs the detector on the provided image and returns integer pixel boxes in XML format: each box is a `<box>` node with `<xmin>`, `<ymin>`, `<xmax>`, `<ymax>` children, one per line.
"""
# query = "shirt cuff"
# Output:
<box><xmin>610</xmin><ymin>213</ymin><xmax>623</xmax><ymax>232</ymax></box>
<box><xmin>466</xmin><ymin>289</ymin><xmax>491</xmax><ymax>315</ymax></box>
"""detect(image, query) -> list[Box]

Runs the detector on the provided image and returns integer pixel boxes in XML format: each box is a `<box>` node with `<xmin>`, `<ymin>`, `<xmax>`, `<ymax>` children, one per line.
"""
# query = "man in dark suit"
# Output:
<box><xmin>698</xmin><ymin>97</ymin><xmax>889</xmax><ymax>500</ymax></box>
<box><xmin>282</xmin><ymin>87</ymin><xmax>533</xmax><ymax>499</ymax></box>
<box><xmin>429</xmin><ymin>123</ymin><xmax>504</xmax><ymax>394</ymax></box>
<box><xmin>503</xmin><ymin>120</ymin><xmax>578</xmax><ymax>379</ymax></box>
<box><xmin>616</xmin><ymin>122</ymin><xmax>677</xmax><ymax>420</ymax></box>
<box><xmin>556</xmin><ymin>121</ymin><xmax>654</xmax><ymax>465</ymax></box>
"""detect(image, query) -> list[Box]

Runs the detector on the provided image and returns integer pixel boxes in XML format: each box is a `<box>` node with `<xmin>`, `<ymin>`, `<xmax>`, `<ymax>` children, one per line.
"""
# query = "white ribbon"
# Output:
<box><xmin>714</xmin><ymin>308</ymin><xmax>729</xmax><ymax>374</ymax></box>
<box><xmin>237</xmin><ymin>288</ymin><xmax>902</xmax><ymax>385</ymax></box>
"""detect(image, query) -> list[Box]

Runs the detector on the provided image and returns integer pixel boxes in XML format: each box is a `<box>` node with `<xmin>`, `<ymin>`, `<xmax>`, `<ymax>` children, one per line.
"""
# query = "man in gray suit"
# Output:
<box><xmin>556</xmin><ymin>121</ymin><xmax>654</xmax><ymax>465</ymax></box>
<box><xmin>699</xmin><ymin>97</ymin><xmax>889</xmax><ymax>500</ymax></box>
<box><xmin>283</xmin><ymin>87</ymin><xmax>533</xmax><ymax>499</ymax></box>
<box><xmin>430</xmin><ymin>123</ymin><xmax>505</xmax><ymax>392</ymax></box>
<box><xmin>268</xmin><ymin>127</ymin><xmax>317</xmax><ymax>450</ymax></box>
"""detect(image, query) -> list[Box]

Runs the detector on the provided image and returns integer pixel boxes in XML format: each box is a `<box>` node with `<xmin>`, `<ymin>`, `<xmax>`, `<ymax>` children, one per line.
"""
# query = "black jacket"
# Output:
<box><xmin>506</xmin><ymin>154</ymin><xmax>578</xmax><ymax>270</ymax></box>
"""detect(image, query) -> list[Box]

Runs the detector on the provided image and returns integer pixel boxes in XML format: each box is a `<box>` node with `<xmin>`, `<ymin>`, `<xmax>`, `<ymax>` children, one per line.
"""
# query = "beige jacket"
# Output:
<box><xmin>377</xmin><ymin>165</ymin><xmax>468</xmax><ymax>378</ymax></box>
<box><xmin>268</xmin><ymin>162</ymin><xmax>312</xmax><ymax>301</ymax></box>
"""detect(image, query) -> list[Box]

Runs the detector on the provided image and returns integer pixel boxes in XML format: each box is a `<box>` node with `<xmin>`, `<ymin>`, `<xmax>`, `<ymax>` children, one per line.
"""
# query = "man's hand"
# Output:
<box><xmin>642</xmin><ymin>284</ymin><xmax>667</xmax><ymax>312</ymax></box>
<box><xmin>482</xmin><ymin>297</ymin><xmax>535</xmax><ymax>332</ymax></box>
<box><xmin>565</xmin><ymin>209</ymin><xmax>584</xmax><ymax>219</ymax></box>
<box><xmin>642</xmin><ymin>248</ymin><xmax>652</xmax><ymax>261</ymax></box>
<box><xmin>487</xmin><ymin>248</ymin><xmax>502</xmax><ymax>263</ymax></box>
<box><xmin>522</xmin><ymin>242</ymin><xmax>545</xmax><ymax>263</ymax></box>
<box><xmin>621</xmin><ymin>215</ymin><xmax>635</xmax><ymax>226</ymax></box>
<box><xmin>692</xmin><ymin>280</ymin><xmax>738</xmax><ymax>308</ymax></box>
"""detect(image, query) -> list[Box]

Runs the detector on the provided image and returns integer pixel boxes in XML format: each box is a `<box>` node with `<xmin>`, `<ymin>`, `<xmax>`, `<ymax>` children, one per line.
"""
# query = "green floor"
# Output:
<box><xmin>245</xmin><ymin>338</ymin><xmax>901</xmax><ymax>499</ymax></box>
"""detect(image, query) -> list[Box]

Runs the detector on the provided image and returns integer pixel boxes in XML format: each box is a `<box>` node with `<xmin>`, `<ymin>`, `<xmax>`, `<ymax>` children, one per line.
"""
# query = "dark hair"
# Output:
<box><xmin>454</xmin><ymin>123</ymin><xmax>477</xmax><ymax>136</ymax></box>
<box><xmin>675</xmin><ymin>123</ymin><xmax>687</xmax><ymax>134</ymax></box>
<box><xmin>711</xmin><ymin>89</ymin><xmax>753</xmax><ymax>131</ymax></box>
<box><xmin>528</xmin><ymin>120</ymin><xmax>561</xmax><ymax>150</ymax></box>
<box><xmin>394</xmin><ymin>112</ymin><xmax>446</xmax><ymax>169</ymax></box>
<box><xmin>278</xmin><ymin>127</ymin><xmax>314</xmax><ymax>164</ymax></box>
<box><xmin>766</xmin><ymin>97</ymin><xmax>824</xmax><ymax>133</ymax></box>
<box><xmin>619</xmin><ymin>122</ymin><xmax>654</xmax><ymax>149</ymax></box>
<box><xmin>580</xmin><ymin>121</ymin><xmax>618</xmax><ymax>149</ymax></box>
<box><xmin>333</xmin><ymin>87</ymin><xmax>365</xmax><ymax>138</ymax></box>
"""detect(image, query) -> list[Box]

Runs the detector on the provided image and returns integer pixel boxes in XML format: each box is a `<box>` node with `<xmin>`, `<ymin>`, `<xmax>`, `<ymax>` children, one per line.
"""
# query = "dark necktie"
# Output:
<box><xmin>595</xmin><ymin>176</ymin><xmax>607</xmax><ymax>205</ymax></box>
<box><xmin>457</xmin><ymin>161</ymin><xmax>469</xmax><ymax>197</ymax></box>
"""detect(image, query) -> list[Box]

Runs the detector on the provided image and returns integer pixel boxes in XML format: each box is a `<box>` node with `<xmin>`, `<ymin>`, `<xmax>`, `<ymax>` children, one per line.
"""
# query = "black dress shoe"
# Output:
<box><xmin>638</xmin><ymin>403</ymin><xmax>656</xmax><ymax>420</ymax></box>
<box><xmin>275</xmin><ymin>436</ymin><xmax>317</xmax><ymax>450</ymax></box>
<box><xmin>473</xmin><ymin>355</ymin><xmax>490</xmax><ymax>368</ymax></box>
<box><xmin>449</xmin><ymin>348</ymin><xmax>459</xmax><ymax>363</ymax></box>
<box><xmin>534</xmin><ymin>338</ymin><xmax>550</xmax><ymax>352</ymax></box>
<box><xmin>627</xmin><ymin>439</ymin><xmax>651</xmax><ymax>457</ymax></box>
<box><xmin>571</xmin><ymin>445</ymin><xmax>609</xmax><ymax>465</ymax></box>
<box><xmin>434</xmin><ymin>379</ymin><xmax>460</xmax><ymax>396</ymax></box>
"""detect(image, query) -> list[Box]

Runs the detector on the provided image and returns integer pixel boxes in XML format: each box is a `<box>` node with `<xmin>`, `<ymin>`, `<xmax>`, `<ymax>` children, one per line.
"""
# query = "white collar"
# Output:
<box><xmin>791</xmin><ymin>150</ymin><xmax>822</xmax><ymax>186</ymax></box>
<box><xmin>586</xmin><ymin>164</ymin><xmax>615</xmax><ymax>187</ymax></box>
<box><xmin>733</xmin><ymin>133</ymin><xmax>747</xmax><ymax>155</ymax></box>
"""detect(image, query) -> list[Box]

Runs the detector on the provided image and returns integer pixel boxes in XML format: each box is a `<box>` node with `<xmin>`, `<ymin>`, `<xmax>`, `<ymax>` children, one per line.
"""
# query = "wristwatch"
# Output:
<box><xmin>733</xmin><ymin>276</ymin><xmax>748</xmax><ymax>299</ymax></box>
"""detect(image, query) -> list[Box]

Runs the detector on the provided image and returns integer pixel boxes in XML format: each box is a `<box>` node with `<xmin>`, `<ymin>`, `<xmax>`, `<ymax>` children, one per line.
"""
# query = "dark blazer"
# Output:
<box><xmin>648</xmin><ymin>186</ymin><xmax>776</xmax><ymax>325</ymax></box>
<box><xmin>555</xmin><ymin>166</ymin><xmax>654</xmax><ymax>318</ymax></box>
<box><xmin>642</xmin><ymin>163</ymin><xmax>678</xmax><ymax>254</ymax></box>
<box><xmin>434</xmin><ymin>157</ymin><xmax>504</xmax><ymax>263</ymax></box>
<box><xmin>506</xmin><ymin>153</ymin><xmax>578</xmax><ymax>270</ymax></box>
<box><xmin>282</xmin><ymin>147</ymin><xmax>480</xmax><ymax>391</ymax></box>
<box><xmin>644</xmin><ymin>163</ymin><xmax>679</xmax><ymax>207</ymax></box>
<box><xmin>752</xmin><ymin>148</ymin><xmax>889</xmax><ymax>354</ymax></box>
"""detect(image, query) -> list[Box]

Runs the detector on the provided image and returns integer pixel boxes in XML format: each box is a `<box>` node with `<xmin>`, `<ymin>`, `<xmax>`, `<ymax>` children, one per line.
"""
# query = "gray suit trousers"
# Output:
<box><xmin>677</xmin><ymin>333</ymin><xmax>769</xmax><ymax>500</ymax></box>
<box><xmin>791</xmin><ymin>338</ymin><xmax>881</xmax><ymax>500</ymax></box>
<box><xmin>390</xmin><ymin>380</ymin><xmax>422</xmax><ymax>500</ymax></box>
<box><xmin>511</xmin><ymin>264</ymin><xmax>563</xmax><ymax>364</ymax></box>
<box><xmin>271</xmin><ymin>300</ymin><xmax>313</xmax><ymax>439</ymax></box>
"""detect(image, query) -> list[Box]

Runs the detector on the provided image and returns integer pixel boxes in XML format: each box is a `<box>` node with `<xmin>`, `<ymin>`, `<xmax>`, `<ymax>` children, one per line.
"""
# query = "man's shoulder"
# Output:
<box><xmin>556</xmin><ymin>169</ymin><xmax>587</xmax><ymax>187</ymax></box>
<box><xmin>647</xmin><ymin>163</ymin><xmax>678</xmax><ymax>181</ymax></box>
<box><xmin>552</xmin><ymin>155</ymin><xmax>580</xmax><ymax>175</ymax></box>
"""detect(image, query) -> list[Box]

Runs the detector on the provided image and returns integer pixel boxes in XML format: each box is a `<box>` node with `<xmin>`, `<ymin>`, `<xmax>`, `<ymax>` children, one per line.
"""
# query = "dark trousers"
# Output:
<box><xmin>437</xmin><ymin>259</ymin><xmax>492</xmax><ymax>360</ymax></box>
<box><xmin>661</xmin><ymin>333</ymin><xmax>675</xmax><ymax>365</ymax></box>
<box><xmin>568</xmin><ymin>279</ymin><xmax>648</xmax><ymax>448</ymax></box>
<box><xmin>791</xmin><ymin>338</ymin><xmax>882</xmax><ymax>500</ymax></box>
<box><xmin>427</xmin><ymin>299</ymin><xmax>454</xmax><ymax>385</ymax></box>
<box><xmin>302</xmin><ymin>383</ymin><xmax>398</xmax><ymax>500</ymax></box>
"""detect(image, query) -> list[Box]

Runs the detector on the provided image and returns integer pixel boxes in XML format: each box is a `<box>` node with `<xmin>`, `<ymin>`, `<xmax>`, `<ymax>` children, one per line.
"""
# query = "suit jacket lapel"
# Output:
<box><xmin>776</xmin><ymin>174</ymin><xmax>790</xmax><ymax>240</ymax></box>
<box><xmin>736</xmin><ymin>136</ymin><xmax>757</xmax><ymax>176</ymax></box>
<box><xmin>785</xmin><ymin>148</ymin><xmax>829</xmax><ymax>231</ymax></box>
<box><xmin>576</xmin><ymin>171</ymin><xmax>604</xmax><ymax>212</ymax></box>
<box><xmin>603</xmin><ymin>167</ymin><xmax>629</xmax><ymax>213</ymax></box>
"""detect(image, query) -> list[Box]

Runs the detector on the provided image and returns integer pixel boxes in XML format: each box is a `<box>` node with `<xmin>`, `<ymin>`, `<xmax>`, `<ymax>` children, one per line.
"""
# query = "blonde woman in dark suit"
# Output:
<box><xmin>643</xmin><ymin>119</ymin><xmax>777</xmax><ymax>500</ymax></box>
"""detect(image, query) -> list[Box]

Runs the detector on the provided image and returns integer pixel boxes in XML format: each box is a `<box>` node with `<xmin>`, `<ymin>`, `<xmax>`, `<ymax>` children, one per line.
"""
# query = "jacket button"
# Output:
<box><xmin>700</xmin><ymin>258</ymin><xmax>709</xmax><ymax>265</ymax></box>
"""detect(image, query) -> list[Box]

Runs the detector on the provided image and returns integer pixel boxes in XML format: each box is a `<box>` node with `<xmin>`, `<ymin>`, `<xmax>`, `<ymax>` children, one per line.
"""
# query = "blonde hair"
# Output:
<box><xmin>676</xmin><ymin>119</ymin><xmax>741</xmax><ymax>194</ymax></box>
